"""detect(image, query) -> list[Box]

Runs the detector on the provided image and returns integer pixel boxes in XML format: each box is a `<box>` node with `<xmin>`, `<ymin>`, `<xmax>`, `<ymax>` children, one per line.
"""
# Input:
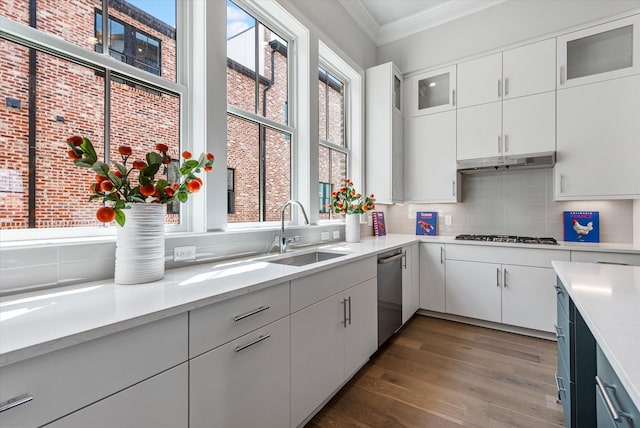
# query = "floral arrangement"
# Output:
<box><xmin>328</xmin><ymin>179</ymin><xmax>375</xmax><ymax>214</ymax></box>
<box><xmin>66</xmin><ymin>135</ymin><xmax>214</xmax><ymax>226</ymax></box>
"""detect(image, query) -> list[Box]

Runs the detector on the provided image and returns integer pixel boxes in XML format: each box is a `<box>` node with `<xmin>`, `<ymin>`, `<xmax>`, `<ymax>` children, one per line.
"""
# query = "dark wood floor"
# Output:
<box><xmin>307</xmin><ymin>315</ymin><xmax>565</xmax><ymax>427</ymax></box>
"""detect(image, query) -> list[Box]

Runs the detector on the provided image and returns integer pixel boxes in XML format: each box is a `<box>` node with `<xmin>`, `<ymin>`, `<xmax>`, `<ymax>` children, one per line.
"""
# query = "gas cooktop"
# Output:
<box><xmin>454</xmin><ymin>234</ymin><xmax>558</xmax><ymax>245</ymax></box>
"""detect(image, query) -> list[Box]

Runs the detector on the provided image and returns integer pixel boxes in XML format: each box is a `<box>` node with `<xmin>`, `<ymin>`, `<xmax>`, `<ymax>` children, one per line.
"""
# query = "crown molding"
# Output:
<box><xmin>338</xmin><ymin>0</ymin><xmax>379</xmax><ymax>44</ymax></box>
<box><xmin>342</xmin><ymin>0</ymin><xmax>508</xmax><ymax>47</ymax></box>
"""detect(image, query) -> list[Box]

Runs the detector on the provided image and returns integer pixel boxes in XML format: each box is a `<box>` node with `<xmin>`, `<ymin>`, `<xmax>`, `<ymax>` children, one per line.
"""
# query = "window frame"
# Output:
<box><xmin>0</xmin><ymin>1</ymin><xmax>188</xmax><ymax>242</ymax></box>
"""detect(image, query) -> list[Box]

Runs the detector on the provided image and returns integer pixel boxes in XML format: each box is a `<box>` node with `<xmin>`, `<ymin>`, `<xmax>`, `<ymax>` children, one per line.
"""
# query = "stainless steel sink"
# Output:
<box><xmin>269</xmin><ymin>251</ymin><xmax>345</xmax><ymax>266</ymax></box>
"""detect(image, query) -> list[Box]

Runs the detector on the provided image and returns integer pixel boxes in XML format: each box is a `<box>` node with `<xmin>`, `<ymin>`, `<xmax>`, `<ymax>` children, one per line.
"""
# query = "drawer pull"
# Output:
<box><xmin>0</xmin><ymin>394</ymin><xmax>33</xmax><ymax>413</ymax></box>
<box><xmin>234</xmin><ymin>334</ymin><xmax>271</xmax><ymax>353</ymax></box>
<box><xmin>555</xmin><ymin>373</ymin><xmax>565</xmax><ymax>393</ymax></box>
<box><xmin>553</xmin><ymin>325</ymin><xmax>564</xmax><ymax>339</ymax></box>
<box><xmin>595</xmin><ymin>375</ymin><xmax>632</xmax><ymax>422</ymax></box>
<box><xmin>597</xmin><ymin>260</ymin><xmax>630</xmax><ymax>266</ymax></box>
<box><xmin>554</xmin><ymin>284</ymin><xmax>563</xmax><ymax>295</ymax></box>
<box><xmin>233</xmin><ymin>305</ymin><xmax>270</xmax><ymax>322</ymax></box>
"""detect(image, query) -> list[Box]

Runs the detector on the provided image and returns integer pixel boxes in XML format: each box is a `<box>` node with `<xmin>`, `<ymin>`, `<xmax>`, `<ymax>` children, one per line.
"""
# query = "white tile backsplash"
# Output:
<box><xmin>386</xmin><ymin>168</ymin><xmax>634</xmax><ymax>242</ymax></box>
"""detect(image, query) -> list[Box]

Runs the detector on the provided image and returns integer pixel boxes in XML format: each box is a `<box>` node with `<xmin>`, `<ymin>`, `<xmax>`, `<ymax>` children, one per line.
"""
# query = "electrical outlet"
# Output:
<box><xmin>174</xmin><ymin>245</ymin><xmax>196</xmax><ymax>262</ymax></box>
<box><xmin>445</xmin><ymin>215</ymin><xmax>453</xmax><ymax>226</ymax></box>
<box><xmin>321</xmin><ymin>232</ymin><xmax>330</xmax><ymax>241</ymax></box>
<box><xmin>332</xmin><ymin>230</ymin><xmax>340</xmax><ymax>239</ymax></box>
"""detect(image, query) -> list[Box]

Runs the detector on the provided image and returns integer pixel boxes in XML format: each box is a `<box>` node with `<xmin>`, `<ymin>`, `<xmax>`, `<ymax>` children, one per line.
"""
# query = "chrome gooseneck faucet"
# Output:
<box><xmin>279</xmin><ymin>200</ymin><xmax>310</xmax><ymax>253</ymax></box>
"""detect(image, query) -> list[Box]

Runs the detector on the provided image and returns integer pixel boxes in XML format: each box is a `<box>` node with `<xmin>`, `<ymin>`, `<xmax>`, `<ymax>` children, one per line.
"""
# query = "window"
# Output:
<box><xmin>0</xmin><ymin>0</ymin><xmax>181</xmax><ymax>237</ymax></box>
<box><xmin>226</xmin><ymin>0</ymin><xmax>294</xmax><ymax>224</ymax></box>
<box><xmin>95</xmin><ymin>11</ymin><xmax>163</xmax><ymax>76</ymax></box>
<box><xmin>318</xmin><ymin>66</ymin><xmax>347</xmax><ymax>219</ymax></box>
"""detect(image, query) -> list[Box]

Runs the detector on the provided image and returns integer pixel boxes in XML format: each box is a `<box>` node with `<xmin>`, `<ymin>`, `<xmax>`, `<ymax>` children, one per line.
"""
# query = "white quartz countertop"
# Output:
<box><xmin>420</xmin><ymin>236</ymin><xmax>640</xmax><ymax>253</ymax></box>
<box><xmin>552</xmin><ymin>260</ymin><xmax>640</xmax><ymax>408</ymax></box>
<box><xmin>0</xmin><ymin>234</ymin><xmax>418</xmax><ymax>367</ymax></box>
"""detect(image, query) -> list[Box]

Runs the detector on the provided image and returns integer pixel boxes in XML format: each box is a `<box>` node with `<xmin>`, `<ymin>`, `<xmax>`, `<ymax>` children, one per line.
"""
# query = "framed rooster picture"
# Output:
<box><xmin>416</xmin><ymin>211</ymin><xmax>437</xmax><ymax>236</ymax></box>
<box><xmin>563</xmin><ymin>211</ymin><xmax>599</xmax><ymax>242</ymax></box>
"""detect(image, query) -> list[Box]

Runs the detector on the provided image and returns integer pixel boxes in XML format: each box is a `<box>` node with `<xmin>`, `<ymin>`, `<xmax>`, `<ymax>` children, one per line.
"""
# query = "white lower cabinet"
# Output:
<box><xmin>402</xmin><ymin>243</ymin><xmax>420</xmax><ymax>324</ymax></box>
<box><xmin>44</xmin><ymin>363</ymin><xmax>188</xmax><ymax>428</ymax></box>
<box><xmin>570</xmin><ymin>250</ymin><xmax>640</xmax><ymax>266</ymax></box>
<box><xmin>445</xmin><ymin>245</ymin><xmax>569</xmax><ymax>333</ymax></box>
<box><xmin>291</xmin><ymin>278</ymin><xmax>377</xmax><ymax>427</ymax></box>
<box><xmin>189</xmin><ymin>316</ymin><xmax>291</xmax><ymax>428</ymax></box>
<box><xmin>419</xmin><ymin>242</ymin><xmax>446</xmax><ymax>313</ymax></box>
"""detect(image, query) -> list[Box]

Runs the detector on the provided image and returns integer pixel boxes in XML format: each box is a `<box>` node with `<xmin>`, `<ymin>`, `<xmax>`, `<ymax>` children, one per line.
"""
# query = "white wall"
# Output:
<box><xmin>378</xmin><ymin>0</ymin><xmax>640</xmax><ymax>74</ymax></box>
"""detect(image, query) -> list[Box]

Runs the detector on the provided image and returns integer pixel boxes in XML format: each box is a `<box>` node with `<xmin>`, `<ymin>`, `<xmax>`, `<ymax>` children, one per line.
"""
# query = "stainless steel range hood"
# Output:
<box><xmin>456</xmin><ymin>151</ymin><xmax>555</xmax><ymax>174</ymax></box>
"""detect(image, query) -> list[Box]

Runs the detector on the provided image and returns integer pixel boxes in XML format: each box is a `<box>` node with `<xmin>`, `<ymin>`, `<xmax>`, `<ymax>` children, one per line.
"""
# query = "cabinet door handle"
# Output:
<box><xmin>595</xmin><ymin>376</ymin><xmax>631</xmax><ymax>422</ymax></box>
<box><xmin>440</xmin><ymin>246</ymin><xmax>444</xmax><ymax>264</ymax></box>
<box><xmin>560</xmin><ymin>65</ymin><xmax>565</xmax><ymax>85</ymax></box>
<box><xmin>402</xmin><ymin>251</ymin><xmax>407</xmax><ymax>269</ymax></box>
<box><xmin>452</xmin><ymin>89</ymin><xmax>456</xmax><ymax>106</ymax></box>
<box><xmin>553</xmin><ymin>324</ymin><xmax>564</xmax><ymax>339</ymax></box>
<box><xmin>559</xmin><ymin>174</ymin><xmax>565</xmax><ymax>193</ymax></box>
<box><xmin>504</xmin><ymin>134</ymin><xmax>509</xmax><ymax>152</ymax></box>
<box><xmin>555</xmin><ymin>373</ymin><xmax>566</xmax><ymax>393</ymax></box>
<box><xmin>498</xmin><ymin>79</ymin><xmax>502</xmax><ymax>97</ymax></box>
<box><xmin>341</xmin><ymin>298</ymin><xmax>348</xmax><ymax>327</ymax></box>
<box><xmin>554</xmin><ymin>284</ymin><xmax>564</xmax><ymax>295</ymax></box>
<box><xmin>234</xmin><ymin>334</ymin><xmax>271</xmax><ymax>353</ymax></box>
<box><xmin>496</xmin><ymin>267</ymin><xmax>501</xmax><ymax>287</ymax></box>
<box><xmin>452</xmin><ymin>180</ymin><xmax>456</xmax><ymax>197</ymax></box>
<box><xmin>497</xmin><ymin>135</ymin><xmax>502</xmax><ymax>154</ymax></box>
<box><xmin>504</xmin><ymin>77</ymin><xmax>509</xmax><ymax>96</ymax></box>
<box><xmin>503</xmin><ymin>268</ymin><xmax>508</xmax><ymax>288</ymax></box>
<box><xmin>597</xmin><ymin>260</ymin><xmax>630</xmax><ymax>266</ymax></box>
<box><xmin>0</xmin><ymin>394</ymin><xmax>33</xmax><ymax>413</ymax></box>
<box><xmin>347</xmin><ymin>296</ymin><xmax>352</xmax><ymax>326</ymax></box>
<box><xmin>234</xmin><ymin>305</ymin><xmax>270</xmax><ymax>322</ymax></box>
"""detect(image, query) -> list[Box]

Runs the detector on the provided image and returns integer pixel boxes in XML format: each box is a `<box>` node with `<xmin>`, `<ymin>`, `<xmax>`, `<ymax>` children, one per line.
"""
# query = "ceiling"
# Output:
<box><xmin>339</xmin><ymin>0</ymin><xmax>508</xmax><ymax>46</ymax></box>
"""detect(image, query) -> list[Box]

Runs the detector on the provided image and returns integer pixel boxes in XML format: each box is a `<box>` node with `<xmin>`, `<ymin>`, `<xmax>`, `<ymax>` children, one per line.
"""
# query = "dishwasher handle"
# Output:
<box><xmin>378</xmin><ymin>253</ymin><xmax>404</xmax><ymax>264</ymax></box>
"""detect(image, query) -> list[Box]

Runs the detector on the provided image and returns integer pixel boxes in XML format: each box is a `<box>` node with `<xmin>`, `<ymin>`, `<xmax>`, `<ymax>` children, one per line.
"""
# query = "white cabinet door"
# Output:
<box><xmin>401</xmin><ymin>244</ymin><xmax>420</xmax><ymax>324</ymax></box>
<box><xmin>190</xmin><ymin>317</ymin><xmax>290</xmax><ymax>428</ymax></box>
<box><xmin>419</xmin><ymin>243</ymin><xmax>446</xmax><ymax>313</ymax></box>
<box><xmin>501</xmin><ymin>265</ymin><xmax>557</xmax><ymax>333</ymax></box>
<box><xmin>558</xmin><ymin>14</ymin><xmax>640</xmax><ymax>88</ymax></box>
<box><xmin>555</xmin><ymin>74</ymin><xmax>640</xmax><ymax>199</ymax></box>
<box><xmin>457</xmin><ymin>52</ymin><xmax>502</xmax><ymax>108</ymax></box>
<box><xmin>457</xmin><ymin>101</ymin><xmax>502</xmax><ymax>160</ymax></box>
<box><xmin>446</xmin><ymin>259</ymin><xmax>501</xmax><ymax>323</ymax></box>
<box><xmin>405</xmin><ymin>65</ymin><xmax>457</xmax><ymax>117</ymax></box>
<box><xmin>44</xmin><ymin>364</ymin><xmax>188</xmax><ymax>428</ymax></box>
<box><xmin>345</xmin><ymin>278</ymin><xmax>378</xmax><ymax>377</ymax></box>
<box><xmin>404</xmin><ymin>111</ymin><xmax>459</xmax><ymax>202</ymax></box>
<box><xmin>503</xmin><ymin>38</ymin><xmax>556</xmax><ymax>99</ymax></box>
<box><xmin>502</xmin><ymin>91</ymin><xmax>556</xmax><ymax>156</ymax></box>
<box><xmin>291</xmin><ymin>294</ymin><xmax>345</xmax><ymax>427</ymax></box>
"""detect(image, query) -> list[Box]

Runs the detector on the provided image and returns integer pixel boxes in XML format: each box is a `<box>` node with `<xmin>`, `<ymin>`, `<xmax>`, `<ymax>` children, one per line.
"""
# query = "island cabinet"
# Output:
<box><xmin>0</xmin><ymin>313</ymin><xmax>188</xmax><ymax>428</ymax></box>
<box><xmin>445</xmin><ymin>244</ymin><xmax>569</xmax><ymax>332</ymax></box>
<box><xmin>595</xmin><ymin>345</ymin><xmax>640</xmax><ymax>427</ymax></box>
<box><xmin>570</xmin><ymin>251</ymin><xmax>640</xmax><ymax>266</ymax></box>
<box><xmin>290</xmin><ymin>257</ymin><xmax>377</xmax><ymax>427</ymax></box>
<box><xmin>188</xmin><ymin>282</ymin><xmax>291</xmax><ymax>428</ymax></box>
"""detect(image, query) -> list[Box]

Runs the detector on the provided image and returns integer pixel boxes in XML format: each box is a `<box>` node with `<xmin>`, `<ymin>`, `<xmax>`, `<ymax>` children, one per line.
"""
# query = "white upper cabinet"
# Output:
<box><xmin>405</xmin><ymin>65</ymin><xmax>457</xmax><ymax>117</ymax></box>
<box><xmin>366</xmin><ymin>62</ymin><xmax>403</xmax><ymax>203</ymax></box>
<box><xmin>457</xmin><ymin>52</ymin><xmax>502</xmax><ymax>108</ymax></box>
<box><xmin>503</xmin><ymin>38</ymin><xmax>556</xmax><ymax>98</ymax></box>
<box><xmin>558</xmin><ymin>14</ymin><xmax>640</xmax><ymax>88</ymax></box>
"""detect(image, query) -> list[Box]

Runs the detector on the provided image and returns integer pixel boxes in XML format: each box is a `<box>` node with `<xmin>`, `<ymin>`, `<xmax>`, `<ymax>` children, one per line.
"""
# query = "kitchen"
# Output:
<box><xmin>2</xmin><ymin>0</ymin><xmax>640</xmax><ymax>427</ymax></box>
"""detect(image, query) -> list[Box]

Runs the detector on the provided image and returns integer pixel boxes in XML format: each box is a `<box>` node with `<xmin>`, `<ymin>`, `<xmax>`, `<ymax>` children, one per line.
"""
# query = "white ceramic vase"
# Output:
<box><xmin>114</xmin><ymin>203</ymin><xmax>165</xmax><ymax>285</ymax></box>
<box><xmin>345</xmin><ymin>214</ymin><xmax>361</xmax><ymax>243</ymax></box>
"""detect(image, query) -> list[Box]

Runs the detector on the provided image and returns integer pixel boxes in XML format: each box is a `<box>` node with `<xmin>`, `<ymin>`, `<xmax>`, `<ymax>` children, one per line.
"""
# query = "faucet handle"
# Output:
<box><xmin>285</xmin><ymin>236</ymin><xmax>299</xmax><ymax>244</ymax></box>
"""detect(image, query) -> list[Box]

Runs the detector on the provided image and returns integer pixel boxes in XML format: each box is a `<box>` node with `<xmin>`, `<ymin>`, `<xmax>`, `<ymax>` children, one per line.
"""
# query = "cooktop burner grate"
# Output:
<box><xmin>454</xmin><ymin>234</ymin><xmax>558</xmax><ymax>245</ymax></box>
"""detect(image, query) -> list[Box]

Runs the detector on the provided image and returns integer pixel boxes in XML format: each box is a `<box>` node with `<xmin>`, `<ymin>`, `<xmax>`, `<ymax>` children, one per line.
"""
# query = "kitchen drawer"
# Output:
<box><xmin>189</xmin><ymin>281</ymin><xmax>289</xmax><ymax>357</ymax></box>
<box><xmin>596</xmin><ymin>345</ymin><xmax>640</xmax><ymax>428</ymax></box>
<box><xmin>556</xmin><ymin>357</ymin><xmax>572</xmax><ymax>427</ymax></box>
<box><xmin>291</xmin><ymin>256</ymin><xmax>376</xmax><ymax>312</ymax></box>
<box><xmin>556</xmin><ymin>298</ymin><xmax>570</xmax><ymax>366</ymax></box>
<box><xmin>0</xmin><ymin>313</ymin><xmax>188</xmax><ymax>428</ymax></box>
<box><xmin>43</xmin><ymin>363</ymin><xmax>188</xmax><ymax>428</ymax></box>
<box><xmin>570</xmin><ymin>251</ymin><xmax>640</xmax><ymax>266</ymax></box>
<box><xmin>446</xmin><ymin>244</ymin><xmax>569</xmax><ymax>268</ymax></box>
<box><xmin>556</xmin><ymin>278</ymin><xmax>570</xmax><ymax>319</ymax></box>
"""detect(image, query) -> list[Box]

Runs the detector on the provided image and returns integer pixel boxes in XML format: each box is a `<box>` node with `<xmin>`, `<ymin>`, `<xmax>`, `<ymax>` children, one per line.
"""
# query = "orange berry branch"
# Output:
<box><xmin>66</xmin><ymin>135</ymin><xmax>214</xmax><ymax>226</ymax></box>
<box><xmin>328</xmin><ymin>179</ymin><xmax>375</xmax><ymax>215</ymax></box>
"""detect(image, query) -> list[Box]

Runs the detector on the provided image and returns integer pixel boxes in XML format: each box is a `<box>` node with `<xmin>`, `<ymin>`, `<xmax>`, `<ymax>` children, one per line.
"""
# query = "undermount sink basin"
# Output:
<box><xmin>269</xmin><ymin>251</ymin><xmax>345</xmax><ymax>266</ymax></box>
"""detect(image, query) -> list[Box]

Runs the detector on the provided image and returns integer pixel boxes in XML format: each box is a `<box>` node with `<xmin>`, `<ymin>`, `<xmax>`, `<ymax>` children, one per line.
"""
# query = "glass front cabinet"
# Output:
<box><xmin>557</xmin><ymin>14</ymin><xmax>640</xmax><ymax>88</ymax></box>
<box><xmin>405</xmin><ymin>65</ymin><xmax>456</xmax><ymax>117</ymax></box>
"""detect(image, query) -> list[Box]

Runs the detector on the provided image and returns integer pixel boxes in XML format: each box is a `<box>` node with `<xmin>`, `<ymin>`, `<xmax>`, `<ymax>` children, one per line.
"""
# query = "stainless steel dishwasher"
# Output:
<box><xmin>377</xmin><ymin>248</ymin><xmax>403</xmax><ymax>346</ymax></box>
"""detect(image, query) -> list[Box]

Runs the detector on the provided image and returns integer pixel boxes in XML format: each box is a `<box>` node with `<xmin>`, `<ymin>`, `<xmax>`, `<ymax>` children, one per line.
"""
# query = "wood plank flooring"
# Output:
<box><xmin>307</xmin><ymin>315</ymin><xmax>565</xmax><ymax>427</ymax></box>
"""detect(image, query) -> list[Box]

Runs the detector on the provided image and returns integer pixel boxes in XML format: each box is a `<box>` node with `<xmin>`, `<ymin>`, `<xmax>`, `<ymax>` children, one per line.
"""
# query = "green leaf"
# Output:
<box><xmin>92</xmin><ymin>162</ymin><xmax>110</xmax><ymax>176</ymax></box>
<box><xmin>177</xmin><ymin>191</ymin><xmax>188</xmax><ymax>203</ymax></box>
<box><xmin>146</xmin><ymin>152</ymin><xmax>163</xmax><ymax>166</ymax></box>
<box><xmin>115</xmin><ymin>209</ymin><xmax>126</xmax><ymax>227</ymax></box>
<box><xmin>107</xmin><ymin>172</ymin><xmax>121</xmax><ymax>187</ymax></box>
<box><xmin>156</xmin><ymin>179</ymin><xmax>168</xmax><ymax>192</ymax></box>
<box><xmin>81</xmin><ymin>138</ymin><xmax>98</xmax><ymax>163</ymax></box>
<box><xmin>142</xmin><ymin>162</ymin><xmax>161</xmax><ymax>178</ymax></box>
<box><xmin>88</xmin><ymin>194</ymin><xmax>101</xmax><ymax>202</ymax></box>
<box><xmin>130</xmin><ymin>195</ymin><xmax>146</xmax><ymax>203</ymax></box>
<box><xmin>74</xmin><ymin>160</ymin><xmax>94</xmax><ymax>168</ymax></box>
<box><xmin>114</xmin><ymin>161</ymin><xmax>127</xmax><ymax>176</ymax></box>
<box><xmin>114</xmin><ymin>200</ymin><xmax>128</xmax><ymax>209</ymax></box>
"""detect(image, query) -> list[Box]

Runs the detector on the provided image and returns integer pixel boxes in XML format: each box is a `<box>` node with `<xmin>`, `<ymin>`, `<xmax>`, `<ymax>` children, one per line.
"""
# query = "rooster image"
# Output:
<box><xmin>418</xmin><ymin>220</ymin><xmax>434</xmax><ymax>234</ymax></box>
<box><xmin>572</xmin><ymin>219</ymin><xmax>593</xmax><ymax>240</ymax></box>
